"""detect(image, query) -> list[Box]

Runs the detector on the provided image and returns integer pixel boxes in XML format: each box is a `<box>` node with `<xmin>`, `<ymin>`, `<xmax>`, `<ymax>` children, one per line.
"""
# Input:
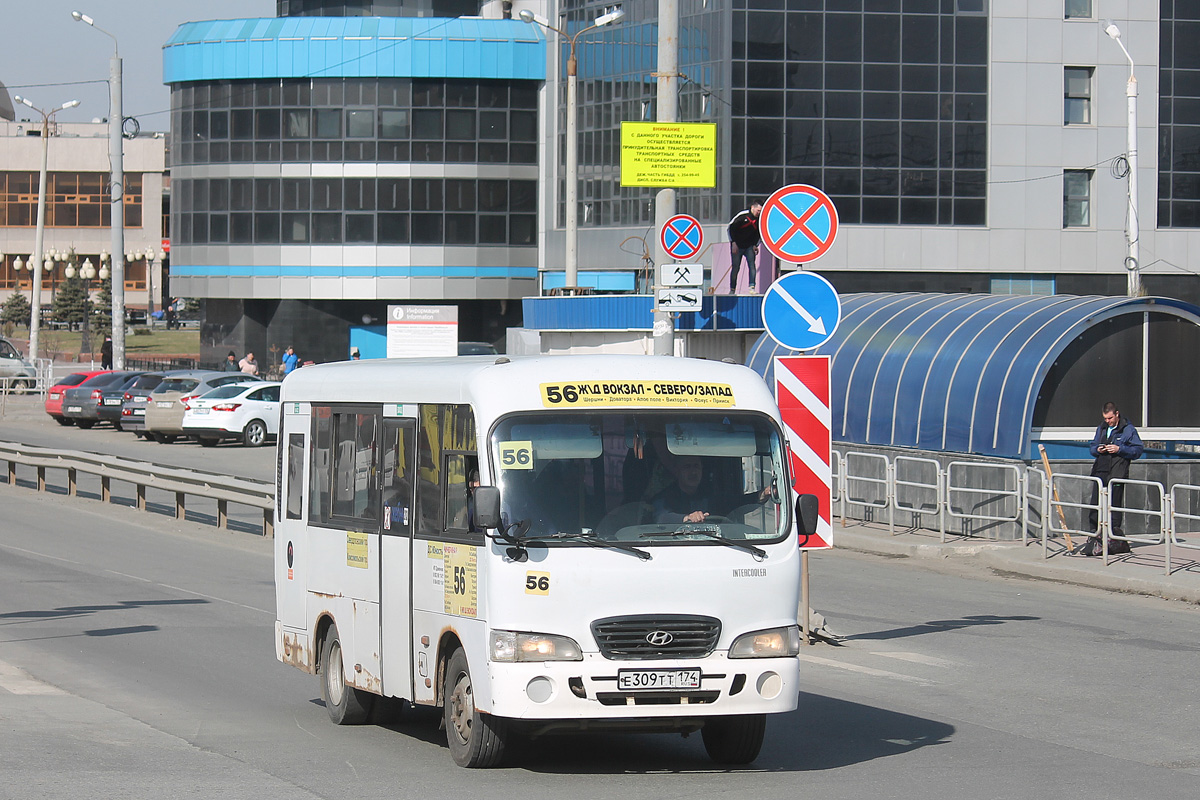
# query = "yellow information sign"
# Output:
<box><xmin>346</xmin><ymin>531</ymin><xmax>369</xmax><ymax>569</ymax></box>
<box><xmin>443</xmin><ymin>544</ymin><xmax>478</xmax><ymax>618</ymax></box>
<box><xmin>620</xmin><ymin>122</ymin><xmax>717</xmax><ymax>188</ymax></box>
<box><xmin>540</xmin><ymin>381</ymin><xmax>735</xmax><ymax>408</ymax></box>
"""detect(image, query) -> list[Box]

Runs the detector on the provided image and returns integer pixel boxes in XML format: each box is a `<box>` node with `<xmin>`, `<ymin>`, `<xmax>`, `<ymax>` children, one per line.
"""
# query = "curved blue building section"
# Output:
<box><xmin>163</xmin><ymin>17</ymin><xmax>545</xmax><ymax>81</ymax></box>
<box><xmin>747</xmin><ymin>293</ymin><xmax>1200</xmax><ymax>459</ymax></box>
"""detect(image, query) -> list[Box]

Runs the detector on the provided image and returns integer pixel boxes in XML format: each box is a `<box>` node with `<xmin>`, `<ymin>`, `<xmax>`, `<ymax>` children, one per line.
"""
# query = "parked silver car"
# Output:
<box><xmin>143</xmin><ymin>371</ymin><xmax>253</xmax><ymax>443</ymax></box>
<box><xmin>0</xmin><ymin>336</ymin><xmax>37</xmax><ymax>392</ymax></box>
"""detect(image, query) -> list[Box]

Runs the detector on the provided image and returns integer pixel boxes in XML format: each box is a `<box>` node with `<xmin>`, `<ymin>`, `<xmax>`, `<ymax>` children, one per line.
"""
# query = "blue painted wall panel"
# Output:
<box><xmin>164</xmin><ymin>18</ymin><xmax>546</xmax><ymax>83</ymax></box>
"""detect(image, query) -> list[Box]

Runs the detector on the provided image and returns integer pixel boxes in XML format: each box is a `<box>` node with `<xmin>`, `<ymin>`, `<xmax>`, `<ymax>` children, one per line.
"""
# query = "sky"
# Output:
<box><xmin>0</xmin><ymin>1</ymin><xmax>274</xmax><ymax>130</ymax></box>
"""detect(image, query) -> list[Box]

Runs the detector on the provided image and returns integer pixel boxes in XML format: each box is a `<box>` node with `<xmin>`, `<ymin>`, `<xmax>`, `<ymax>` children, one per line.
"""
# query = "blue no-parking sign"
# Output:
<box><xmin>760</xmin><ymin>184</ymin><xmax>839</xmax><ymax>264</ymax></box>
<box><xmin>761</xmin><ymin>272</ymin><xmax>841</xmax><ymax>351</ymax></box>
<box><xmin>660</xmin><ymin>214</ymin><xmax>704</xmax><ymax>261</ymax></box>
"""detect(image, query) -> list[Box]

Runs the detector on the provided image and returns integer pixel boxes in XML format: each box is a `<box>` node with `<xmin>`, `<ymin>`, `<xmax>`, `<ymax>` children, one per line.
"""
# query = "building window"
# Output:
<box><xmin>990</xmin><ymin>275</ymin><xmax>1056</xmax><ymax>296</ymax></box>
<box><xmin>0</xmin><ymin>172</ymin><xmax>143</xmax><ymax>228</ymax></box>
<box><xmin>1063</xmin><ymin>170</ymin><xmax>1093</xmax><ymax>228</ymax></box>
<box><xmin>1064</xmin><ymin>0</ymin><xmax>1092</xmax><ymax>19</ymax></box>
<box><xmin>1064</xmin><ymin>67</ymin><xmax>1094</xmax><ymax>125</ymax></box>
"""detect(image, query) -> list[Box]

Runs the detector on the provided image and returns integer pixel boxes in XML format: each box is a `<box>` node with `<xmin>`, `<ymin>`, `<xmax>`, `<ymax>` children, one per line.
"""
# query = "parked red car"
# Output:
<box><xmin>45</xmin><ymin>370</ymin><xmax>110</xmax><ymax>425</ymax></box>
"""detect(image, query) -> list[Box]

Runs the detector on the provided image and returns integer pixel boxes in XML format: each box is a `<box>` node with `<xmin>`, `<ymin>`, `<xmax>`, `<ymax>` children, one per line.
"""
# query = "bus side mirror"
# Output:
<box><xmin>795</xmin><ymin>493</ymin><xmax>819</xmax><ymax>541</ymax></box>
<box><xmin>474</xmin><ymin>486</ymin><xmax>502</xmax><ymax>529</ymax></box>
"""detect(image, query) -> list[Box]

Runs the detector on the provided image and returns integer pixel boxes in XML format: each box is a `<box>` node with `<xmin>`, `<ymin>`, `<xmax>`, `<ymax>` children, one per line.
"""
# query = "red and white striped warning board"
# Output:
<box><xmin>775</xmin><ymin>356</ymin><xmax>832</xmax><ymax>549</ymax></box>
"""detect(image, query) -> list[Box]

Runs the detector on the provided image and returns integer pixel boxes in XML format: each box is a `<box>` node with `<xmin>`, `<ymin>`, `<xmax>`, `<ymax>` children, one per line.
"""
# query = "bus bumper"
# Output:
<box><xmin>483</xmin><ymin>654</ymin><xmax>799</xmax><ymax>728</ymax></box>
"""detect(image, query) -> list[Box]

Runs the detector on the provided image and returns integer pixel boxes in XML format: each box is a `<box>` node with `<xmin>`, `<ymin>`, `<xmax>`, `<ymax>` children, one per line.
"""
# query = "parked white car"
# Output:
<box><xmin>182</xmin><ymin>381</ymin><xmax>281</xmax><ymax>447</ymax></box>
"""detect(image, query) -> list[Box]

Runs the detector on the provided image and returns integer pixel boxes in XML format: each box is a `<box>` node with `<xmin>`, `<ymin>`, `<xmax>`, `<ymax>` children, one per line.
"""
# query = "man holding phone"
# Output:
<box><xmin>1082</xmin><ymin>401</ymin><xmax>1144</xmax><ymax>555</ymax></box>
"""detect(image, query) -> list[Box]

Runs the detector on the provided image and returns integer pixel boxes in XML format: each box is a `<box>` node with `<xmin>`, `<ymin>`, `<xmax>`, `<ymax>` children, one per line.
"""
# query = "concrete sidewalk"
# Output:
<box><xmin>832</xmin><ymin>519</ymin><xmax>1200</xmax><ymax>605</ymax></box>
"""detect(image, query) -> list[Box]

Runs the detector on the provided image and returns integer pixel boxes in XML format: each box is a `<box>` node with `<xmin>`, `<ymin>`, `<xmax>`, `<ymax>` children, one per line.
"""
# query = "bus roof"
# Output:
<box><xmin>279</xmin><ymin>354</ymin><xmax>779</xmax><ymax>422</ymax></box>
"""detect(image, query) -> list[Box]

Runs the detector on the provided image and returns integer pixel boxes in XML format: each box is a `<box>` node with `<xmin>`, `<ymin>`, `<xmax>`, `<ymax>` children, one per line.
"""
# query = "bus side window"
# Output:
<box><xmin>332</xmin><ymin>412</ymin><xmax>377</xmax><ymax>521</ymax></box>
<box><xmin>309</xmin><ymin>407</ymin><xmax>333</xmax><ymax>525</ymax></box>
<box><xmin>286</xmin><ymin>433</ymin><xmax>304</xmax><ymax>520</ymax></box>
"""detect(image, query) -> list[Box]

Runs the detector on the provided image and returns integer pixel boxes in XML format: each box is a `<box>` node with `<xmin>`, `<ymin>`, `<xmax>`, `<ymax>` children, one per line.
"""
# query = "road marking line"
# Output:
<box><xmin>104</xmin><ymin>570</ymin><xmax>272</xmax><ymax>615</ymax></box>
<box><xmin>799</xmin><ymin>653</ymin><xmax>935</xmax><ymax>686</ymax></box>
<box><xmin>870</xmin><ymin>651</ymin><xmax>958</xmax><ymax>668</ymax></box>
<box><xmin>0</xmin><ymin>660</ymin><xmax>67</xmax><ymax>695</ymax></box>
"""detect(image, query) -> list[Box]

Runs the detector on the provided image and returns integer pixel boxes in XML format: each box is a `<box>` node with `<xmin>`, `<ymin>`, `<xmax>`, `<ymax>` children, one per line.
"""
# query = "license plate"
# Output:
<box><xmin>104</xmin><ymin>398</ymin><xmax>121</xmax><ymax>405</ymax></box>
<box><xmin>66</xmin><ymin>406</ymin><xmax>82</xmax><ymax>413</ymax></box>
<box><xmin>134</xmin><ymin>409</ymin><xmax>145</xmax><ymax>416</ymax></box>
<box><xmin>192</xmin><ymin>408</ymin><xmax>209</xmax><ymax>415</ymax></box>
<box><xmin>617</xmin><ymin>669</ymin><xmax>702</xmax><ymax>691</ymax></box>
<box><xmin>156</xmin><ymin>401</ymin><xmax>174</xmax><ymax>408</ymax></box>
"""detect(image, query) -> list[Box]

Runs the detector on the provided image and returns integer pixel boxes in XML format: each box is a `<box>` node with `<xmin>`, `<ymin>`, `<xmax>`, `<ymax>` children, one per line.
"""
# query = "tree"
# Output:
<box><xmin>93</xmin><ymin>276</ymin><xmax>113</xmax><ymax>332</ymax></box>
<box><xmin>1</xmin><ymin>292</ymin><xmax>31</xmax><ymax>329</ymax></box>
<box><xmin>52</xmin><ymin>274</ymin><xmax>92</xmax><ymax>327</ymax></box>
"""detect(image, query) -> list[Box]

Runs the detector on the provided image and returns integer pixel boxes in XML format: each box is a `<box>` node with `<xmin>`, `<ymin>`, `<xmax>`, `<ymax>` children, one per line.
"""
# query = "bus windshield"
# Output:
<box><xmin>490</xmin><ymin>411</ymin><xmax>789</xmax><ymax>546</ymax></box>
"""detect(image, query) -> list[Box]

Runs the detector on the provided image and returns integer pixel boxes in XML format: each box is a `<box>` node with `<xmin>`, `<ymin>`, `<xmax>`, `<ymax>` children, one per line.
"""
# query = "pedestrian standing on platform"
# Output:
<box><xmin>282</xmin><ymin>346</ymin><xmax>299</xmax><ymax>375</ymax></box>
<box><xmin>239</xmin><ymin>351</ymin><xmax>259</xmax><ymax>376</ymax></box>
<box><xmin>1082</xmin><ymin>401</ymin><xmax>1143</xmax><ymax>556</ymax></box>
<box><xmin>727</xmin><ymin>201</ymin><xmax>763</xmax><ymax>294</ymax></box>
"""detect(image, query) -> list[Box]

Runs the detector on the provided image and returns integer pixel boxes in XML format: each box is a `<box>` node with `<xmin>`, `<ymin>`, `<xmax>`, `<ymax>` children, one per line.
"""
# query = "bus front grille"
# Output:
<box><xmin>591</xmin><ymin>615</ymin><xmax>721</xmax><ymax>660</ymax></box>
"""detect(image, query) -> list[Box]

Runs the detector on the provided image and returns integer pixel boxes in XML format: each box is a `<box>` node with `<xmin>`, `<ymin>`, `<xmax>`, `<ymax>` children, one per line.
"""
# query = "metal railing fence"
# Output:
<box><xmin>832</xmin><ymin>446</ymin><xmax>1198</xmax><ymax>575</ymax></box>
<box><xmin>0</xmin><ymin>441</ymin><xmax>274</xmax><ymax>537</ymax></box>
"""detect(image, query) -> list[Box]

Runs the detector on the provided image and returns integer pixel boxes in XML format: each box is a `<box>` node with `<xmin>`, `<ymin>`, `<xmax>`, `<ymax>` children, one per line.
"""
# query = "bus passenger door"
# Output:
<box><xmin>379</xmin><ymin>416</ymin><xmax>416</xmax><ymax>700</ymax></box>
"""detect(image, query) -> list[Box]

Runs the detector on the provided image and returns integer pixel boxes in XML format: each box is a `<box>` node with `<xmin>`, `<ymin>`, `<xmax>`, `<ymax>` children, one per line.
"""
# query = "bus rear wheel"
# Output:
<box><xmin>320</xmin><ymin>625</ymin><xmax>371</xmax><ymax>725</ymax></box>
<box><xmin>444</xmin><ymin>648</ymin><xmax>507</xmax><ymax>767</ymax></box>
<box><xmin>701</xmin><ymin>714</ymin><xmax>766</xmax><ymax>764</ymax></box>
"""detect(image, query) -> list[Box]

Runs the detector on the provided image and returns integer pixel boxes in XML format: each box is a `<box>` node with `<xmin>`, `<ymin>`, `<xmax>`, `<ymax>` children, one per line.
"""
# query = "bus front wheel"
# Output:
<box><xmin>443</xmin><ymin>648</ymin><xmax>507</xmax><ymax>767</ymax></box>
<box><xmin>701</xmin><ymin>714</ymin><xmax>766</xmax><ymax>764</ymax></box>
<box><xmin>320</xmin><ymin>625</ymin><xmax>371</xmax><ymax>725</ymax></box>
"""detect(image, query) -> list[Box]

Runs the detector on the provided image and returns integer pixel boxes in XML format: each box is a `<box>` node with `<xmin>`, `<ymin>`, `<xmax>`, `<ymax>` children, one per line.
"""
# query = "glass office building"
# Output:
<box><xmin>164</xmin><ymin>4</ymin><xmax>544</xmax><ymax>364</ymax></box>
<box><xmin>547</xmin><ymin>0</ymin><xmax>1200</xmax><ymax>301</ymax></box>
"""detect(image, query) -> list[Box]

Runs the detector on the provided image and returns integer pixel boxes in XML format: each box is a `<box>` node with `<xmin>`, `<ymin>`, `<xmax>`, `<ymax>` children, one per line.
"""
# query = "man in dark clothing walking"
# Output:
<box><xmin>1082</xmin><ymin>401</ymin><xmax>1143</xmax><ymax>555</ymax></box>
<box><xmin>100</xmin><ymin>336</ymin><xmax>113</xmax><ymax>370</ymax></box>
<box><xmin>727</xmin><ymin>202</ymin><xmax>763</xmax><ymax>293</ymax></box>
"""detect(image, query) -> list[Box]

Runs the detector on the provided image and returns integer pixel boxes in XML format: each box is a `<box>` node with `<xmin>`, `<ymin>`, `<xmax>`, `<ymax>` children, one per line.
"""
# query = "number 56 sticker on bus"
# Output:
<box><xmin>274</xmin><ymin>354</ymin><xmax>823</xmax><ymax>768</ymax></box>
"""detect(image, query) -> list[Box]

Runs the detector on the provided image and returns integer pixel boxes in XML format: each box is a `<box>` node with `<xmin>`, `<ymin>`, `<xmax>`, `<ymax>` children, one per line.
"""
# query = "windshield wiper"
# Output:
<box><xmin>640</xmin><ymin>526</ymin><xmax>767</xmax><ymax>560</ymax></box>
<box><xmin>535</xmin><ymin>532</ymin><xmax>652</xmax><ymax>561</ymax></box>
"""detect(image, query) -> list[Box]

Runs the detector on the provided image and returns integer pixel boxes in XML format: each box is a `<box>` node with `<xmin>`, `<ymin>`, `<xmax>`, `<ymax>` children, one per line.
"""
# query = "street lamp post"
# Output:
<box><xmin>520</xmin><ymin>6</ymin><xmax>625</xmax><ymax>295</ymax></box>
<box><xmin>11</xmin><ymin>96</ymin><xmax>80</xmax><ymax>362</ymax></box>
<box><xmin>1104</xmin><ymin>20</ymin><xmax>1140</xmax><ymax>297</ymax></box>
<box><xmin>72</xmin><ymin>10</ymin><xmax>126</xmax><ymax>367</ymax></box>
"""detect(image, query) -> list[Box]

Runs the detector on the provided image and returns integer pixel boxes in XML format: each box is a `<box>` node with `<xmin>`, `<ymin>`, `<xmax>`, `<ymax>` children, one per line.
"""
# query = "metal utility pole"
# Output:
<box><xmin>74</xmin><ymin>10</ymin><xmax>126</xmax><ymax>366</ymax></box>
<box><xmin>1105</xmin><ymin>20</ymin><xmax>1141</xmax><ymax>297</ymax></box>
<box><xmin>12</xmin><ymin>96</ymin><xmax>80</xmax><ymax>362</ymax></box>
<box><xmin>652</xmin><ymin>0</ymin><xmax>678</xmax><ymax>355</ymax></box>
<box><xmin>519</xmin><ymin>7</ymin><xmax>626</xmax><ymax>295</ymax></box>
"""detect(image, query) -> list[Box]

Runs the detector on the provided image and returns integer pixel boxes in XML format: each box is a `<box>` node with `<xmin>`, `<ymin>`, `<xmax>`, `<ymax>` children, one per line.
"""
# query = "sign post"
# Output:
<box><xmin>775</xmin><ymin>355</ymin><xmax>833</xmax><ymax>644</ymax></box>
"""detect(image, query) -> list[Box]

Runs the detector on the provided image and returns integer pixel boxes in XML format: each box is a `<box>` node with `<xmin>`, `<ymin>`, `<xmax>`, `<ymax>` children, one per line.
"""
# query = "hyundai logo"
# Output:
<box><xmin>646</xmin><ymin>630</ymin><xmax>674</xmax><ymax>646</ymax></box>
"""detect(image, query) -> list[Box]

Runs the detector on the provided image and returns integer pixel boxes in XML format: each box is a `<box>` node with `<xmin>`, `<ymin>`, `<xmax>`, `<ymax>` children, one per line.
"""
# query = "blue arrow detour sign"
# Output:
<box><xmin>761</xmin><ymin>271</ymin><xmax>842</xmax><ymax>351</ymax></box>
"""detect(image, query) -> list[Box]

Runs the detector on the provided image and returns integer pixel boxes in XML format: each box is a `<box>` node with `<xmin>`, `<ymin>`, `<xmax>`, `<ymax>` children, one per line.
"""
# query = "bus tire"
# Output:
<box><xmin>320</xmin><ymin>625</ymin><xmax>371</xmax><ymax>725</ymax></box>
<box><xmin>701</xmin><ymin>714</ymin><xmax>766</xmax><ymax>764</ymax></box>
<box><xmin>444</xmin><ymin>648</ymin><xmax>507</xmax><ymax>767</ymax></box>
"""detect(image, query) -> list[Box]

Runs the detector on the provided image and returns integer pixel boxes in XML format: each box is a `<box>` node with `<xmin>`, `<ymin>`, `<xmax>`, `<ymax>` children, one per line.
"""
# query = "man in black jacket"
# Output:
<box><xmin>727</xmin><ymin>202</ymin><xmax>762</xmax><ymax>293</ymax></box>
<box><xmin>1082</xmin><ymin>401</ymin><xmax>1144</xmax><ymax>555</ymax></box>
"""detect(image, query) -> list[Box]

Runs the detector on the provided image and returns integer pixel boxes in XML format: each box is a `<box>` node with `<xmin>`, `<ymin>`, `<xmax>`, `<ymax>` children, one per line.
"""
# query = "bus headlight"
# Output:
<box><xmin>729</xmin><ymin>626</ymin><xmax>801</xmax><ymax>658</ymax></box>
<box><xmin>490</xmin><ymin>630</ymin><xmax>583</xmax><ymax>662</ymax></box>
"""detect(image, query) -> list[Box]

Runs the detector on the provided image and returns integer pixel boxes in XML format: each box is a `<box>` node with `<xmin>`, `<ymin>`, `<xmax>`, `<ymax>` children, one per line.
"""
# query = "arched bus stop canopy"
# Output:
<box><xmin>747</xmin><ymin>293</ymin><xmax>1200</xmax><ymax>459</ymax></box>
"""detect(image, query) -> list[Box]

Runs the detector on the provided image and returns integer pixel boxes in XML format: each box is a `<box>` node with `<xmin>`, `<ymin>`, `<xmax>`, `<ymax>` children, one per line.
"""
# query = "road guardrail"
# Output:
<box><xmin>0</xmin><ymin>441</ymin><xmax>274</xmax><ymax>537</ymax></box>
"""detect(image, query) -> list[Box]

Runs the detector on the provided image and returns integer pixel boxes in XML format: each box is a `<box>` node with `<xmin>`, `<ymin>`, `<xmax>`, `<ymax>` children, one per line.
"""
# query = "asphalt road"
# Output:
<box><xmin>1</xmin><ymin>479</ymin><xmax>1197</xmax><ymax>798</ymax></box>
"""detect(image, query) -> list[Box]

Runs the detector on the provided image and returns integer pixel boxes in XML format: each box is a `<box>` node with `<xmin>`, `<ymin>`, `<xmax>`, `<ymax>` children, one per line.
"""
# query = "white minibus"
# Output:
<box><xmin>274</xmin><ymin>354</ymin><xmax>818</xmax><ymax>767</ymax></box>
